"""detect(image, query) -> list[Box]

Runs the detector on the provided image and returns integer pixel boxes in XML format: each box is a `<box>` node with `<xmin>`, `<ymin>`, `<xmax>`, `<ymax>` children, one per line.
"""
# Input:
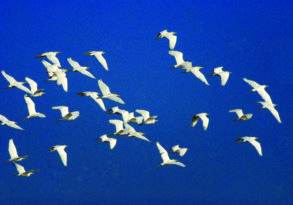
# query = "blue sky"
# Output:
<box><xmin>0</xmin><ymin>1</ymin><xmax>292</xmax><ymax>204</ymax></box>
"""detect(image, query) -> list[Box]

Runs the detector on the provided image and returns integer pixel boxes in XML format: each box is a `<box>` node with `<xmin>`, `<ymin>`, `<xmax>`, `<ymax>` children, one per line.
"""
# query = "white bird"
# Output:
<box><xmin>25</xmin><ymin>77</ymin><xmax>45</xmax><ymax>97</ymax></box>
<box><xmin>98</xmin><ymin>79</ymin><xmax>125</xmax><ymax>104</ymax></box>
<box><xmin>123</xmin><ymin>122</ymin><xmax>150</xmax><ymax>142</ymax></box>
<box><xmin>1</xmin><ymin>71</ymin><xmax>32</xmax><ymax>94</ymax></box>
<box><xmin>99</xmin><ymin>134</ymin><xmax>117</xmax><ymax>150</ymax></box>
<box><xmin>258</xmin><ymin>101</ymin><xmax>281</xmax><ymax>123</ymax></box>
<box><xmin>135</xmin><ymin>109</ymin><xmax>158</xmax><ymax>124</ymax></box>
<box><xmin>55</xmin><ymin>69</ymin><xmax>68</xmax><ymax>92</ymax></box>
<box><xmin>172</xmin><ymin>145</ymin><xmax>188</xmax><ymax>157</ymax></box>
<box><xmin>168</xmin><ymin>50</ymin><xmax>185</xmax><ymax>67</ymax></box>
<box><xmin>243</xmin><ymin>78</ymin><xmax>273</xmax><ymax>103</ymax></box>
<box><xmin>86</xmin><ymin>51</ymin><xmax>109</xmax><ymax>71</ymax></box>
<box><xmin>52</xmin><ymin>106</ymin><xmax>79</xmax><ymax>120</ymax></box>
<box><xmin>67</xmin><ymin>57</ymin><xmax>95</xmax><ymax>79</ymax></box>
<box><xmin>106</xmin><ymin>106</ymin><xmax>123</xmax><ymax>114</ymax></box>
<box><xmin>120</xmin><ymin>110</ymin><xmax>137</xmax><ymax>123</ymax></box>
<box><xmin>8</xmin><ymin>139</ymin><xmax>28</xmax><ymax>162</ymax></box>
<box><xmin>0</xmin><ymin>114</ymin><xmax>23</xmax><ymax>130</ymax></box>
<box><xmin>13</xmin><ymin>163</ymin><xmax>36</xmax><ymax>177</ymax></box>
<box><xmin>156</xmin><ymin>142</ymin><xmax>185</xmax><ymax>167</ymax></box>
<box><xmin>192</xmin><ymin>113</ymin><xmax>209</xmax><ymax>130</ymax></box>
<box><xmin>237</xmin><ymin>136</ymin><xmax>263</xmax><ymax>156</ymax></box>
<box><xmin>157</xmin><ymin>30</ymin><xmax>177</xmax><ymax>49</ymax></box>
<box><xmin>41</xmin><ymin>60</ymin><xmax>60</xmax><ymax>79</ymax></box>
<box><xmin>229</xmin><ymin>109</ymin><xmax>253</xmax><ymax>121</ymax></box>
<box><xmin>183</xmin><ymin>66</ymin><xmax>209</xmax><ymax>86</ymax></box>
<box><xmin>37</xmin><ymin>51</ymin><xmax>61</xmax><ymax>67</ymax></box>
<box><xmin>78</xmin><ymin>91</ymin><xmax>106</xmax><ymax>111</ymax></box>
<box><xmin>24</xmin><ymin>95</ymin><xmax>46</xmax><ymax>119</ymax></box>
<box><xmin>49</xmin><ymin>145</ymin><xmax>68</xmax><ymax>167</ymax></box>
<box><xmin>213</xmin><ymin>67</ymin><xmax>231</xmax><ymax>86</ymax></box>
<box><xmin>109</xmin><ymin>119</ymin><xmax>127</xmax><ymax>135</ymax></box>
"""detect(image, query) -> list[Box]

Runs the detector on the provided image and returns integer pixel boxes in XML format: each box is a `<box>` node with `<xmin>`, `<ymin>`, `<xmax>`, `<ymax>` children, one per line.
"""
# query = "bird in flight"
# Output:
<box><xmin>237</xmin><ymin>136</ymin><xmax>263</xmax><ymax>156</ymax></box>
<box><xmin>258</xmin><ymin>101</ymin><xmax>281</xmax><ymax>123</ymax></box>
<box><xmin>1</xmin><ymin>71</ymin><xmax>32</xmax><ymax>94</ymax></box>
<box><xmin>78</xmin><ymin>91</ymin><xmax>106</xmax><ymax>111</ymax></box>
<box><xmin>13</xmin><ymin>163</ymin><xmax>37</xmax><ymax>177</ymax></box>
<box><xmin>171</xmin><ymin>145</ymin><xmax>188</xmax><ymax>157</ymax></box>
<box><xmin>192</xmin><ymin>113</ymin><xmax>209</xmax><ymax>130</ymax></box>
<box><xmin>8</xmin><ymin>139</ymin><xmax>28</xmax><ymax>162</ymax></box>
<box><xmin>67</xmin><ymin>57</ymin><xmax>96</xmax><ymax>79</ymax></box>
<box><xmin>156</xmin><ymin>142</ymin><xmax>185</xmax><ymax>167</ymax></box>
<box><xmin>157</xmin><ymin>29</ymin><xmax>177</xmax><ymax>49</ymax></box>
<box><xmin>0</xmin><ymin>114</ymin><xmax>23</xmax><ymax>130</ymax></box>
<box><xmin>212</xmin><ymin>67</ymin><xmax>231</xmax><ymax>86</ymax></box>
<box><xmin>24</xmin><ymin>95</ymin><xmax>46</xmax><ymax>119</ymax></box>
<box><xmin>52</xmin><ymin>106</ymin><xmax>80</xmax><ymax>120</ymax></box>
<box><xmin>98</xmin><ymin>79</ymin><xmax>125</xmax><ymax>104</ymax></box>
<box><xmin>99</xmin><ymin>134</ymin><xmax>117</xmax><ymax>150</ymax></box>
<box><xmin>37</xmin><ymin>51</ymin><xmax>62</xmax><ymax>67</ymax></box>
<box><xmin>229</xmin><ymin>109</ymin><xmax>253</xmax><ymax>121</ymax></box>
<box><xmin>49</xmin><ymin>145</ymin><xmax>68</xmax><ymax>167</ymax></box>
<box><xmin>86</xmin><ymin>51</ymin><xmax>109</xmax><ymax>71</ymax></box>
<box><xmin>243</xmin><ymin>78</ymin><xmax>273</xmax><ymax>103</ymax></box>
<box><xmin>25</xmin><ymin>77</ymin><xmax>45</xmax><ymax>97</ymax></box>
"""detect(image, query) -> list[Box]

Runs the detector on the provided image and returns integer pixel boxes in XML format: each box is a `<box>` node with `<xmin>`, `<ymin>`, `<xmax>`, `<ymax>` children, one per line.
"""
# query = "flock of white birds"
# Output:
<box><xmin>1</xmin><ymin>29</ymin><xmax>282</xmax><ymax>176</ymax></box>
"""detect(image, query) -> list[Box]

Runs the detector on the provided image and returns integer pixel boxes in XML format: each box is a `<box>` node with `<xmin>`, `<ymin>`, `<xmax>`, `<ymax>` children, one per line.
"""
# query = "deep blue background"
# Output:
<box><xmin>0</xmin><ymin>1</ymin><xmax>292</xmax><ymax>204</ymax></box>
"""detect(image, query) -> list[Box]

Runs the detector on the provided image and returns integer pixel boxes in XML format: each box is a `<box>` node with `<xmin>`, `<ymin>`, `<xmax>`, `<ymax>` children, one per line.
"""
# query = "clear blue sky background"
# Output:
<box><xmin>0</xmin><ymin>1</ymin><xmax>292</xmax><ymax>204</ymax></box>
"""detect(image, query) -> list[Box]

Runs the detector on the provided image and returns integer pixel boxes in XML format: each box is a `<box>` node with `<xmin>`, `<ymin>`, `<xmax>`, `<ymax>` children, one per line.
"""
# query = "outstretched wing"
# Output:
<box><xmin>57</xmin><ymin>148</ymin><xmax>68</xmax><ymax>166</ymax></box>
<box><xmin>156</xmin><ymin>142</ymin><xmax>170</xmax><ymax>162</ymax></box>
<box><xmin>8</xmin><ymin>139</ymin><xmax>19</xmax><ymax>159</ymax></box>
<box><xmin>25</xmin><ymin>77</ymin><xmax>38</xmax><ymax>93</ymax></box>
<box><xmin>168</xmin><ymin>50</ymin><xmax>184</xmax><ymax>66</ymax></box>
<box><xmin>98</xmin><ymin>79</ymin><xmax>111</xmax><ymax>96</ymax></box>
<box><xmin>248</xmin><ymin>139</ymin><xmax>263</xmax><ymax>156</ymax></box>
<box><xmin>24</xmin><ymin>95</ymin><xmax>36</xmax><ymax>115</ymax></box>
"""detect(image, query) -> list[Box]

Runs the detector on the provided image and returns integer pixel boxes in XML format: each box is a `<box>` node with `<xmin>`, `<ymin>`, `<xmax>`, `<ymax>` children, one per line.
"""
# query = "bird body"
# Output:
<box><xmin>99</xmin><ymin>134</ymin><xmax>117</xmax><ymax>150</ymax></box>
<box><xmin>52</xmin><ymin>106</ymin><xmax>79</xmax><ymax>120</ymax></box>
<box><xmin>67</xmin><ymin>57</ymin><xmax>95</xmax><ymax>79</ymax></box>
<box><xmin>1</xmin><ymin>71</ymin><xmax>32</xmax><ymax>94</ymax></box>
<box><xmin>37</xmin><ymin>51</ymin><xmax>61</xmax><ymax>67</ymax></box>
<box><xmin>14</xmin><ymin>163</ymin><xmax>36</xmax><ymax>177</ymax></box>
<box><xmin>98</xmin><ymin>79</ymin><xmax>125</xmax><ymax>104</ymax></box>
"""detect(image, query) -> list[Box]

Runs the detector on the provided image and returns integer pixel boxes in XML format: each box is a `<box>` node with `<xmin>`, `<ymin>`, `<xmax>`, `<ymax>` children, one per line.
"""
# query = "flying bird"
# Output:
<box><xmin>109</xmin><ymin>119</ymin><xmax>128</xmax><ymax>135</ymax></box>
<box><xmin>25</xmin><ymin>77</ymin><xmax>45</xmax><ymax>97</ymax></box>
<box><xmin>98</xmin><ymin>79</ymin><xmax>125</xmax><ymax>104</ymax></box>
<box><xmin>171</xmin><ymin>145</ymin><xmax>188</xmax><ymax>157</ymax></box>
<box><xmin>49</xmin><ymin>145</ymin><xmax>68</xmax><ymax>167</ymax></box>
<box><xmin>123</xmin><ymin>122</ymin><xmax>150</xmax><ymax>142</ymax></box>
<box><xmin>24</xmin><ymin>95</ymin><xmax>46</xmax><ymax>119</ymax></box>
<box><xmin>86</xmin><ymin>51</ymin><xmax>109</xmax><ymax>71</ymax></box>
<box><xmin>156</xmin><ymin>142</ymin><xmax>185</xmax><ymax>167</ymax></box>
<box><xmin>67</xmin><ymin>57</ymin><xmax>95</xmax><ymax>79</ymax></box>
<box><xmin>135</xmin><ymin>109</ymin><xmax>158</xmax><ymax>124</ymax></box>
<box><xmin>120</xmin><ymin>110</ymin><xmax>137</xmax><ymax>123</ymax></box>
<box><xmin>183</xmin><ymin>66</ymin><xmax>209</xmax><ymax>86</ymax></box>
<box><xmin>55</xmin><ymin>69</ymin><xmax>68</xmax><ymax>92</ymax></box>
<box><xmin>157</xmin><ymin>30</ymin><xmax>177</xmax><ymax>49</ymax></box>
<box><xmin>78</xmin><ymin>91</ymin><xmax>106</xmax><ymax>111</ymax></box>
<box><xmin>0</xmin><ymin>114</ymin><xmax>23</xmax><ymax>130</ymax></box>
<box><xmin>52</xmin><ymin>106</ymin><xmax>80</xmax><ymax>120</ymax></box>
<box><xmin>13</xmin><ymin>163</ymin><xmax>36</xmax><ymax>177</ymax></box>
<box><xmin>237</xmin><ymin>136</ymin><xmax>263</xmax><ymax>156</ymax></box>
<box><xmin>243</xmin><ymin>78</ymin><xmax>273</xmax><ymax>103</ymax></box>
<box><xmin>168</xmin><ymin>50</ymin><xmax>185</xmax><ymax>67</ymax></box>
<box><xmin>258</xmin><ymin>101</ymin><xmax>281</xmax><ymax>123</ymax></box>
<box><xmin>8</xmin><ymin>139</ymin><xmax>28</xmax><ymax>162</ymax></box>
<box><xmin>192</xmin><ymin>113</ymin><xmax>209</xmax><ymax>130</ymax></box>
<box><xmin>229</xmin><ymin>109</ymin><xmax>253</xmax><ymax>121</ymax></box>
<box><xmin>37</xmin><ymin>51</ymin><xmax>61</xmax><ymax>67</ymax></box>
<box><xmin>99</xmin><ymin>134</ymin><xmax>117</xmax><ymax>150</ymax></box>
<box><xmin>1</xmin><ymin>71</ymin><xmax>32</xmax><ymax>94</ymax></box>
<box><xmin>212</xmin><ymin>67</ymin><xmax>231</xmax><ymax>86</ymax></box>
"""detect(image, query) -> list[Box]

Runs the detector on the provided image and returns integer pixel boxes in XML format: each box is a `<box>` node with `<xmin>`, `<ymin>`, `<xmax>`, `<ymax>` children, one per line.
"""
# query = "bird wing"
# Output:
<box><xmin>156</xmin><ymin>142</ymin><xmax>170</xmax><ymax>162</ymax></box>
<box><xmin>108</xmin><ymin>138</ymin><xmax>117</xmax><ymax>150</ymax></box>
<box><xmin>25</xmin><ymin>77</ymin><xmax>38</xmax><ymax>93</ymax></box>
<box><xmin>267</xmin><ymin>106</ymin><xmax>282</xmax><ymax>123</ymax></box>
<box><xmin>248</xmin><ymin>139</ymin><xmax>263</xmax><ymax>156</ymax></box>
<box><xmin>98</xmin><ymin>79</ymin><xmax>111</xmax><ymax>96</ymax></box>
<box><xmin>243</xmin><ymin>78</ymin><xmax>261</xmax><ymax>89</ymax></box>
<box><xmin>95</xmin><ymin>53</ymin><xmax>108</xmax><ymax>71</ymax></box>
<box><xmin>15</xmin><ymin>83</ymin><xmax>32</xmax><ymax>94</ymax></box>
<box><xmin>0</xmin><ymin>114</ymin><xmax>8</xmax><ymax>123</ymax></box>
<box><xmin>67</xmin><ymin>58</ymin><xmax>80</xmax><ymax>70</ymax></box>
<box><xmin>47</xmin><ymin>52</ymin><xmax>61</xmax><ymax>67</ymax></box>
<box><xmin>167</xmin><ymin>35</ymin><xmax>177</xmax><ymax>49</ymax></box>
<box><xmin>52</xmin><ymin>106</ymin><xmax>69</xmax><ymax>117</ymax></box>
<box><xmin>229</xmin><ymin>109</ymin><xmax>243</xmax><ymax>118</ymax></box>
<box><xmin>201</xmin><ymin>115</ymin><xmax>209</xmax><ymax>130</ymax></box>
<box><xmin>14</xmin><ymin>163</ymin><xmax>25</xmax><ymax>174</ymax></box>
<box><xmin>55</xmin><ymin>70</ymin><xmax>68</xmax><ymax>92</ymax></box>
<box><xmin>78</xmin><ymin>68</ymin><xmax>96</xmax><ymax>79</ymax></box>
<box><xmin>168</xmin><ymin>51</ymin><xmax>184</xmax><ymax>66</ymax></box>
<box><xmin>7</xmin><ymin>121</ymin><xmax>24</xmax><ymax>130</ymax></box>
<box><xmin>257</xmin><ymin>89</ymin><xmax>273</xmax><ymax>103</ymax></box>
<box><xmin>190</xmin><ymin>68</ymin><xmax>209</xmax><ymax>85</ymax></box>
<box><xmin>135</xmin><ymin>109</ymin><xmax>150</xmax><ymax>120</ymax></box>
<box><xmin>1</xmin><ymin>71</ymin><xmax>16</xmax><ymax>84</ymax></box>
<box><xmin>57</xmin><ymin>147</ymin><xmax>68</xmax><ymax>166</ymax></box>
<box><xmin>8</xmin><ymin>139</ymin><xmax>19</xmax><ymax>159</ymax></box>
<box><xmin>109</xmin><ymin>119</ymin><xmax>124</xmax><ymax>132</ymax></box>
<box><xmin>24</xmin><ymin>95</ymin><xmax>36</xmax><ymax>115</ymax></box>
<box><xmin>91</xmin><ymin>96</ymin><xmax>106</xmax><ymax>111</ymax></box>
<box><xmin>170</xmin><ymin>161</ymin><xmax>186</xmax><ymax>167</ymax></box>
<box><xmin>107</xmin><ymin>95</ymin><xmax>125</xmax><ymax>104</ymax></box>
<box><xmin>219</xmin><ymin>72</ymin><xmax>230</xmax><ymax>86</ymax></box>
